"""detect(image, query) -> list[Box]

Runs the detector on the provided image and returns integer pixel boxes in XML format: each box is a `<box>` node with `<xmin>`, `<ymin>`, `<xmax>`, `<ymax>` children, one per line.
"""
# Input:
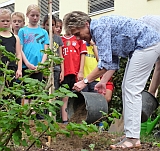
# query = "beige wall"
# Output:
<box><xmin>90</xmin><ymin>0</ymin><xmax>160</xmax><ymax>19</ymax></box>
<box><xmin>0</xmin><ymin>0</ymin><xmax>38</xmax><ymax>24</ymax></box>
<box><xmin>0</xmin><ymin>0</ymin><xmax>160</xmax><ymax>21</ymax></box>
<box><xmin>14</xmin><ymin>0</ymin><xmax>38</xmax><ymax>24</ymax></box>
<box><xmin>59</xmin><ymin>0</ymin><xmax>88</xmax><ymax>20</ymax></box>
<box><xmin>14</xmin><ymin>0</ymin><xmax>38</xmax><ymax>15</ymax></box>
<box><xmin>0</xmin><ymin>0</ymin><xmax>9</xmax><ymax>4</ymax></box>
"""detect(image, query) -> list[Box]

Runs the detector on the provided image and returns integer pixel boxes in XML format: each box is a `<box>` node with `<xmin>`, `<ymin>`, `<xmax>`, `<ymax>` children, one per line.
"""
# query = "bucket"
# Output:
<box><xmin>141</xmin><ymin>90</ymin><xmax>159</xmax><ymax>123</ymax></box>
<box><xmin>67</xmin><ymin>92</ymin><xmax>108</xmax><ymax>124</ymax></box>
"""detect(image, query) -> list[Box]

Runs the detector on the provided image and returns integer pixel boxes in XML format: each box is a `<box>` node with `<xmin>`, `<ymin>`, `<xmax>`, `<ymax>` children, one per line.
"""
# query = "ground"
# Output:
<box><xmin>15</xmin><ymin>104</ymin><xmax>160</xmax><ymax>151</ymax></box>
<box><xmin>38</xmin><ymin>131</ymin><xmax>160</xmax><ymax>151</ymax></box>
<box><xmin>15</xmin><ymin>124</ymin><xmax>160</xmax><ymax>151</ymax></box>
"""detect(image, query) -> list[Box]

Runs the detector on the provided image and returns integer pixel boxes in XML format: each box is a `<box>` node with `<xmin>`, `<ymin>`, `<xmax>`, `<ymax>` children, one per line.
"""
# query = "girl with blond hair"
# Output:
<box><xmin>18</xmin><ymin>4</ymin><xmax>49</xmax><ymax>118</ymax></box>
<box><xmin>11</xmin><ymin>12</ymin><xmax>25</xmax><ymax>35</ymax></box>
<box><xmin>18</xmin><ymin>4</ymin><xmax>49</xmax><ymax>81</ymax></box>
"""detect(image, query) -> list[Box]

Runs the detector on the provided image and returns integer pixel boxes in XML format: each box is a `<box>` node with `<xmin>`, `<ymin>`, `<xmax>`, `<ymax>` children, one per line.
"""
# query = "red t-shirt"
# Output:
<box><xmin>61</xmin><ymin>35</ymin><xmax>87</xmax><ymax>76</ymax></box>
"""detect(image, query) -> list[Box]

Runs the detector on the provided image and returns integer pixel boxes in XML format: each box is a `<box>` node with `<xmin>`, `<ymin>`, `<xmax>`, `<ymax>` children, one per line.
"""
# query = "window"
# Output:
<box><xmin>38</xmin><ymin>0</ymin><xmax>59</xmax><ymax>24</ymax></box>
<box><xmin>88</xmin><ymin>0</ymin><xmax>114</xmax><ymax>15</ymax></box>
<box><xmin>0</xmin><ymin>0</ymin><xmax>15</xmax><ymax>13</ymax></box>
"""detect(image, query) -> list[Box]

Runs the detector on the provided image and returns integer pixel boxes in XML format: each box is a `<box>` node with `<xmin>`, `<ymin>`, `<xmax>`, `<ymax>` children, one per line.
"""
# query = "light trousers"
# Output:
<box><xmin>122</xmin><ymin>42</ymin><xmax>160</xmax><ymax>138</ymax></box>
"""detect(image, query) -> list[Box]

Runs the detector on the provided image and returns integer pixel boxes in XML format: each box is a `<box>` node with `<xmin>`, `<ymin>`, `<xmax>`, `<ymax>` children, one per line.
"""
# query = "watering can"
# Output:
<box><xmin>141</xmin><ymin>115</ymin><xmax>160</xmax><ymax>135</ymax></box>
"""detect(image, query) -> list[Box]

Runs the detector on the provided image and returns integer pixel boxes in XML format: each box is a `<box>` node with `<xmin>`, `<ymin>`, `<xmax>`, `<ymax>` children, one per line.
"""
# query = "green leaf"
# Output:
<box><xmin>59</xmin><ymin>129</ymin><xmax>70</xmax><ymax>137</ymax></box>
<box><xmin>12</xmin><ymin>130</ymin><xmax>22</xmax><ymax>146</ymax></box>
<box><xmin>89</xmin><ymin>124</ymin><xmax>98</xmax><ymax>132</ymax></box>
<box><xmin>54</xmin><ymin>100</ymin><xmax>64</xmax><ymax>106</ymax></box>
<box><xmin>35</xmin><ymin>139</ymin><xmax>41</xmax><ymax>148</ymax></box>
<box><xmin>24</xmin><ymin>124</ymin><xmax>31</xmax><ymax>136</ymax></box>
<box><xmin>21</xmin><ymin>139</ymin><xmax>28</xmax><ymax>146</ymax></box>
<box><xmin>99</xmin><ymin>110</ymin><xmax>107</xmax><ymax>116</ymax></box>
<box><xmin>74</xmin><ymin>131</ymin><xmax>84</xmax><ymax>137</ymax></box>
<box><xmin>79</xmin><ymin>125</ymin><xmax>88</xmax><ymax>132</ymax></box>
<box><xmin>153</xmin><ymin>142</ymin><xmax>160</xmax><ymax>147</ymax></box>
<box><xmin>108</xmin><ymin>117</ymin><xmax>114</xmax><ymax>122</ymax></box>
<box><xmin>66</xmin><ymin>92</ymin><xmax>77</xmax><ymax>98</ymax></box>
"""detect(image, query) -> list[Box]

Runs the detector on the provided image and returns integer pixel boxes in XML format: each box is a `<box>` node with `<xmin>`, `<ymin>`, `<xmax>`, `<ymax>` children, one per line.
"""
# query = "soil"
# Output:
<box><xmin>15</xmin><ymin>130</ymin><xmax>160</xmax><ymax>151</ymax></box>
<box><xmin>14</xmin><ymin>105</ymin><xmax>160</xmax><ymax>151</ymax></box>
<box><xmin>69</xmin><ymin>104</ymin><xmax>87</xmax><ymax>123</ymax></box>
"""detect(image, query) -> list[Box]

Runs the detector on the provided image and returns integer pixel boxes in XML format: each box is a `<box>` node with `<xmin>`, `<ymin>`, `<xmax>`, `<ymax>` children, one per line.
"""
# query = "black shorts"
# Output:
<box><xmin>22</xmin><ymin>68</ymin><xmax>43</xmax><ymax>81</ymax></box>
<box><xmin>22</xmin><ymin>68</ymin><xmax>43</xmax><ymax>98</ymax></box>
<box><xmin>61</xmin><ymin>74</ymin><xmax>76</xmax><ymax>90</ymax></box>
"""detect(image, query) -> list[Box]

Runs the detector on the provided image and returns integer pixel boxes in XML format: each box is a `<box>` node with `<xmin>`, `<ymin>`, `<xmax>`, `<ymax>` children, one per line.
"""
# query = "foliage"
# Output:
<box><xmin>0</xmin><ymin>44</ymin><xmax>99</xmax><ymax>150</ymax></box>
<box><xmin>92</xmin><ymin>108</ymin><xmax>121</xmax><ymax>131</ymax></box>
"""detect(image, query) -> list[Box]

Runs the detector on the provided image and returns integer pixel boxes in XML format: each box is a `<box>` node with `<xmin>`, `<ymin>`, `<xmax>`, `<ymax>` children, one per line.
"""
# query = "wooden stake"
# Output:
<box><xmin>47</xmin><ymin>0</ymin><xmax>54</xmax><ymax>147</ymax></box>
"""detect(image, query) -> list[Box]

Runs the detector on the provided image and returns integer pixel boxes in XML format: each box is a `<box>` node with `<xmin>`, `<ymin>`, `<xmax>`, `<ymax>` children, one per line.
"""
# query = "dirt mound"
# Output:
<box><xmin>69</xmin><ymin>104</ymin><xmax>87</xmax><ymax>123</ymax></box>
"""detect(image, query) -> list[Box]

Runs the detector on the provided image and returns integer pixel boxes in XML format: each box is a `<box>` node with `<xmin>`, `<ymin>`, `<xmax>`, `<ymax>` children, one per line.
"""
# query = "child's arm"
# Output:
<box><xmin>41</xmin><ymin>44</ymin><xmax>49</xmax><ymax>63</ymax></box>
<box><xmin>59</xmin><ymin>46</ymin><xmax>64</xmax><ymax>82</ymax></box>
<box><xmin>15</xmin><ymin>35</ymin><xmax>22</xmax><ymax>79</ymax></box>
<box><xmin>93</xmin><ymin>45</ymin><xmax>99</xmax><ymax>62</ymax></box>
<box><xmin>78</xmin><ymin>53</ymin><xmax>85</xmax><ymax>81</ymax></box>
<box><xmin>90</xmin><ymin>40</ymin><xmax>99</xmax><ymax>61</ymax></box>
<box><xmin>21</xmin><ymin>46</ymin><xmax>36</xmax><ymax>70</ymax></box>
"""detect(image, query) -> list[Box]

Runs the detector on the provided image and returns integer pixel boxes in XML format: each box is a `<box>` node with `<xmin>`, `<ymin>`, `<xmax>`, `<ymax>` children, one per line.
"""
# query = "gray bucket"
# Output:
<box><xmin>141</xmin><ymin>90</ymin><xmax>159</xmax><ymax>123</ymax></box>
<box><xmin>67</xmin><ymin>92</ymin><xmax>108</xmax><ymax>124</ymax></box>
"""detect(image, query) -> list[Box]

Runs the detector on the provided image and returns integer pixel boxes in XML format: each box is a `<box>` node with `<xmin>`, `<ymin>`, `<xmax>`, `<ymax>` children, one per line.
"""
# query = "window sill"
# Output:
<box><xmin>88</xmin><ymin>7</ymin><xmax>114</xmax><ymax>17</ymax></box>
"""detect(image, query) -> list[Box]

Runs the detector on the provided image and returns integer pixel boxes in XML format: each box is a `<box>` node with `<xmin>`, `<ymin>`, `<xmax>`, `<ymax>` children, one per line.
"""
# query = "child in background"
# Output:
<box><xmin>11</xmin><ymin>11</ymin><xmax>25</xmax><ymax>104</ymax></box>
<box><xmin>61</xmin><ymin>29</ymin><xmax>87</xmax><ymax>124</ymax></box>
<box><xmin>11</xmin><ymin>12</ymin><xmax>25</xmax><ymax>35</ymax></box>
<box><xmin>43</xmin><ymin>14</ymin><xmax>64</xmax><ymax>90</ymax></box>
<box><xmin>54</xmin><ymin>18</ymin><xmax>62</xmax><ymax>36</ymax></box>
<box><xmin>18</xmin><ymin>4</ymin><xmax>49</xmax><ymax>117</ymax></box>
<box><xmin>103</xmin><ymin>77</ymin><xmax>114</xmax><ymax>102</ymax></box>
<box><xmin>18</xmin><ymin>4</ymin><xmax>49</xmax><ymax>80</ymax></box>
<box><xmin>82</xmin><ymin>40</ymin><xmax>100</xmax><ymax>92</ymax></box>
<box><xmin>0</xmin><ymin>8</ymin><xmax>22</xmax><ymax>97</ymax></box>
<box><xmin>82</xmin><ymin>40</ymin><xmax>114</xmax><ymax>102</ymax></box>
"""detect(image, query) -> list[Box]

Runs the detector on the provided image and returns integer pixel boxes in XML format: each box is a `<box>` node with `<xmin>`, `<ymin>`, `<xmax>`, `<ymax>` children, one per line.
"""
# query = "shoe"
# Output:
<box><xmin>63</xmin><ymin>121</ymin><xmax>68</xmax><ymax>124</ymax></box>
<box><xmin>36</xmin><ymin>114</ymin><xmax>44</xmax><ymax>120</ymax></box>
<box><xmin>111</xmin><ymin>135</ymin><xmax>126</xmax><ymax>142</ymax></box>
<box><xmin>110</xmin><ymin>137</ymin><xmax>141</xmax><ymax>149</ymax></box>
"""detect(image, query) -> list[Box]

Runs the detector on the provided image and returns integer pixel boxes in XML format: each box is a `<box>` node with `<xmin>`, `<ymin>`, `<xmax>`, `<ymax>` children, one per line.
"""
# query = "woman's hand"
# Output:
<box><xmin>73</xmin><ymin>80</ymin><xmax>86</xmax><ymax>92</ymax></box>
<box><xmin>94</xmin><ymin>82</ymin><xmax>106</xmax><ymax>95</ymax></box>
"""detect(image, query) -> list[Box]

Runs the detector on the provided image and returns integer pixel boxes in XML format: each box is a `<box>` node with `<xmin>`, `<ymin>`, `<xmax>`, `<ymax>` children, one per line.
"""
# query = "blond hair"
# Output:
<box><xmin>63</xmin><ymin>11</ymin><xmax>91</xmax><ymax>31</ymax></box>
<box><xmin>26</xmin><ymin>4</ymin><xmax>40</xmax><ymax>16</ymax></box>
<box><xmin>11</xmin><ymin>12</ymin><xmax>25</xmax><ymax>22</ymax></box>
<box><xmin>0</xmin><ymin>8</ymin><xmax>11</xmax><ymax>16</ymax></box>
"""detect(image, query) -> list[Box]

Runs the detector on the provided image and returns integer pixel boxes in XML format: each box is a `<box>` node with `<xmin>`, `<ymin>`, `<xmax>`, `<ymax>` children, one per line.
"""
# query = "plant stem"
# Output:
<box><xmin>26</xmin><ymin>126</ymin><xmax>49</xmax><ymax>151</ymax></box>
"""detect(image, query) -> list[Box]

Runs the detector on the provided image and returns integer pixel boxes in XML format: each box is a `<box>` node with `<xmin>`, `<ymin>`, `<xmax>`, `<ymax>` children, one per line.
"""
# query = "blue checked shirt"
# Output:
<box><xmin>90</xmin><ymin>15</ymin><xmax>160</xmax><ymax>70</ymax></box>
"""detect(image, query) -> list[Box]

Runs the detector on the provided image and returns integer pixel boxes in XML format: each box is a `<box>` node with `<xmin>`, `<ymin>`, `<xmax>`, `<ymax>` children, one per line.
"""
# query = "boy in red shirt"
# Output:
<box><xmin>61</xmin><ymin>29</ymin><xmax>87</xmax><ymax>124</ymax></box>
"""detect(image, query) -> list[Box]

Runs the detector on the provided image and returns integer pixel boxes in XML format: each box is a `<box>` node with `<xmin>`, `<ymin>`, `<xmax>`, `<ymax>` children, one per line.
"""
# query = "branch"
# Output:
<box><xmin>26</xmin><ymin>126</ymin><xmax>49</xmax><ymax>151</ymax></box>
<box><xmin>0</xmin><ymin>61</ymin><xmax>9</xmax><ymax>95</ymax></box>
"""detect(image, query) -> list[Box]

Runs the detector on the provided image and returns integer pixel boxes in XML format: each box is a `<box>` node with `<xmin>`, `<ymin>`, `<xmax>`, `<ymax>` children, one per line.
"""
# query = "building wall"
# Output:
<box><xmin>0</xmin><ymin>0</ymin><xmax>38</xmax><ymax>23</ymax></box>
<box><xmin>93</xmin><ymin>0</ymin><xmax>160</xmax><ymax>19</ymax></box>
<box><xmin>59</xmin><ymin>0</ymin><xmax>160</xmax><ymax>19</ymax></box>
<box><xmin>0</xmin><ymin>0</ymin><xmax>160</xmax><ymax>21</ymax></box>
<box><xmin>14</xmin><ymin>0</ymin><xmax>38</xmax><ymax>16</ymax></box>
<box><xmin>59</xmin><ymin>0</ymin><xmax>88</xmax><ymax>20</ymax></box>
